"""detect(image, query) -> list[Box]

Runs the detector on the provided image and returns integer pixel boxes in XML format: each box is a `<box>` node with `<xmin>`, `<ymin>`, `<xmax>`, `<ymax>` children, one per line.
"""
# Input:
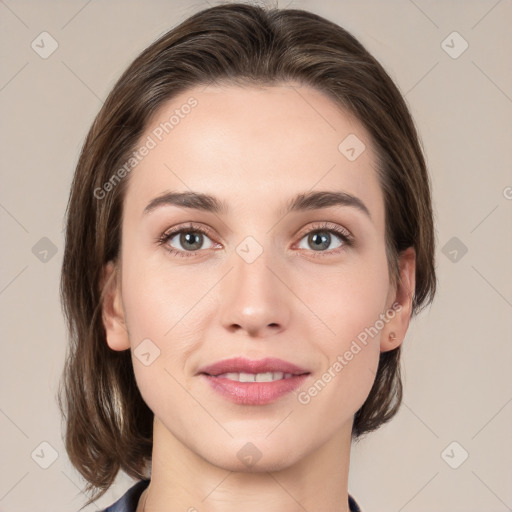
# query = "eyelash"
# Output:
<box><xmin>156</xmin><ymin>221</ymin><xmax>354</xmax><ymax>259</ymax></box>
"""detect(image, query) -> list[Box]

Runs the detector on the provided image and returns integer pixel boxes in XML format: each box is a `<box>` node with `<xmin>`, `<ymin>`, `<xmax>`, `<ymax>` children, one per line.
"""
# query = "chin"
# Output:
<box><xmin>199</xmin><ymin>435</ymin><xmax>305</xmax><ymax>473</ymax></box>
<box><xmin>210</xmin><ymin>451</ymin><xmax>298</xmax><ymax>474</ymax></box>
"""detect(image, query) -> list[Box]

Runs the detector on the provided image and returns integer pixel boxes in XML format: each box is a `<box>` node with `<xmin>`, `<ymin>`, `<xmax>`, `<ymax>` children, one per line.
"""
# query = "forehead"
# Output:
<box><xmin>122</xmin><ymin>82</ymin><xmax>384</xmax><ymax>228</ymax></box>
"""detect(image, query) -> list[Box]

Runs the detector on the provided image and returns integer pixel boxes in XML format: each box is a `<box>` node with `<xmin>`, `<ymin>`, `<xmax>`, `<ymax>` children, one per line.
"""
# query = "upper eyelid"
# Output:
<box><xmin>161</xmin><ymin>224</ymin><xmax>217</xmax><ymax>246</ymax></box>
<box><xmin>295</xmin><ymin>221</ymin><xmax>352</xmax><ymax>238</ymax></box>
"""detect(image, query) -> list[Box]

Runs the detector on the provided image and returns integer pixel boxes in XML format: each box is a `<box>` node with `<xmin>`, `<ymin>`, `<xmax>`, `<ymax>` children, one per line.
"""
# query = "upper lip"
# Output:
<box><xmin>198</xmin><ymin>357</ymin><xmax>310</xmax><ymax>376</ymax></box>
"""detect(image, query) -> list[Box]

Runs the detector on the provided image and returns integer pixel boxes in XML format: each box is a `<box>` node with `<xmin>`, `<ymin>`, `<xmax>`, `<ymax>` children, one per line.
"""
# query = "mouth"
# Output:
<box><xmin>198</xmin><ymin>356</ymin><xmax>310</xmax><ymax>377</ymax></box>
<box><xmin>210</xmin><ymin>371</ymin><xmax>298</xmax><ymax>382</ymax></box>
<box><xmin>197</xmin><ymin>357</ymin><xmax>310</xmax><ymax>405</ymax></box>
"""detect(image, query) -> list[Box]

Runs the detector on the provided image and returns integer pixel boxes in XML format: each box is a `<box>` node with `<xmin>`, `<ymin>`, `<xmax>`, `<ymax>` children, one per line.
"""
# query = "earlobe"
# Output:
<box><xmin>381</xmin><ymin>247</ymin><xmax>416</xmax><ymax>352</ymax></box>
<box><xmin>100</xmin><ymin>261</ymin><xmax>131</xmax><ymax>351</ymax></box>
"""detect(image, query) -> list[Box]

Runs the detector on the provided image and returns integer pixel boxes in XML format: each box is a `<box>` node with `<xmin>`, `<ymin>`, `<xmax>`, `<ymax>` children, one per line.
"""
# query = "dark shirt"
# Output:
<box><xmin>100</xmin><ymin>479</ymin><xmax>361</xmax><ymax>511</ymax></box>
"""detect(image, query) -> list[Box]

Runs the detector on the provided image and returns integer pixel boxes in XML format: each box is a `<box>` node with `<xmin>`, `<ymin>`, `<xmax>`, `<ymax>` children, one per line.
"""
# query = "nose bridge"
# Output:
<box><xmin>219</xmin><ymin>234</ymin><xmax>290</xmax><ymax>335</ymax></box>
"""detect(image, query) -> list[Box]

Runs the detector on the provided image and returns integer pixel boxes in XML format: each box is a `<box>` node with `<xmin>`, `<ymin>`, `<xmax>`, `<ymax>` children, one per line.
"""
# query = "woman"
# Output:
<box><xmin>58</xmin><ymin>3</ymin><xmax>437</xmax><ymax>511</ymax></box>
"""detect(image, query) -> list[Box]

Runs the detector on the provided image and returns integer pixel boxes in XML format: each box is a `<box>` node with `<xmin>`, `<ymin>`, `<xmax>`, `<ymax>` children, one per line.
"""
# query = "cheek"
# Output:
<box><xmin>121</xmin><ymin>248</ymin><xmax>212</xmax><ymax>341</ymax></box>
<box><xmin>296</xmin><ymin>247</ymin><xmax>390</xmax><ymax>344</ymax></box>
<box><xmin>292</xmin><ymin>251</ymin><xmax>389</xmax><ymax>409</ymax></box>
<box><xmin>119</xmin><ymin>251</ymin><xmax>207</xmax><ymax>396</ymax></box>
<box><xmin>121</xmin><ymin>262</ymin><xmax>205</xmax><ymax>424</ymax></box>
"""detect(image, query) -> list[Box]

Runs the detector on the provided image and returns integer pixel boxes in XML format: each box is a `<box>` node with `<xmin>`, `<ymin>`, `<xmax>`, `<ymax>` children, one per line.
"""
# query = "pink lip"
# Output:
<box><xmin>197</xmin><ymin>357</ymin><xmax>310</xmax><ymax>406</ymax></box>
<box><xmin>201</xmin><ymin>374</ymin><xmax>309</xmax><ymax>405</ymax></box>
<box><xmin>197</xmin><ymin>356</ymin><xmax>309</xmax><ymax>376</ymax></box>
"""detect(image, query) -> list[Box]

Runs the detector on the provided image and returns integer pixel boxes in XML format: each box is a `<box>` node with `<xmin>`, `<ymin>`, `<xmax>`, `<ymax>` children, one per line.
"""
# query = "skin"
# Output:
<box><xmin>101</xmin><ymin>82</ymin><xmax>415</xmax><ymax>512</ymax></box>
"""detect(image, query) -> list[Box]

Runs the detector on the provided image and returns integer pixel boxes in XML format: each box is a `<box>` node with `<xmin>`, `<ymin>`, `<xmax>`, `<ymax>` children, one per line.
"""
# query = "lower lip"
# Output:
<box><xmin>201</xmin><ymin>374</ymin><xmax>309</xmax><ymax>405</ymax></box>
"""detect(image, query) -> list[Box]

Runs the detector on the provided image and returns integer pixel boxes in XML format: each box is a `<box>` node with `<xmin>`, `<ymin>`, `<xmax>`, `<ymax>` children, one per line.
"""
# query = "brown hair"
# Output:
<box><xmin>58</xmin><ymin>2</ymin><xmax>436</xmax><ymax>505</ymax></box>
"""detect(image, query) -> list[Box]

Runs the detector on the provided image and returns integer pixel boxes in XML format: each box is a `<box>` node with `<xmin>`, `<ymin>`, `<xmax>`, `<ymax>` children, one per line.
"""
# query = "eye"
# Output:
<box><xmin>157</xmin><ymin>223</ymin><xmax>217</xmax><ymax>258</ymax></box>
<box><xmin>295</xmin><ymin>222</ymin><xmax>354</xmax><ymax>256</ymax></box>
<box><xmin>156</xmin><ymin>221</ymin><xmax>354</xmax><ymax>259</ymax></box>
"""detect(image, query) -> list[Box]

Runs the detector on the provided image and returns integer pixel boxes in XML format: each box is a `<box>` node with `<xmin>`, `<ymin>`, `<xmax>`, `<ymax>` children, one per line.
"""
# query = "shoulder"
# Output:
<box><xmin>98</xmin><ymin>479</ymin><xmax>150</xmax><ymax>512</ymax></box>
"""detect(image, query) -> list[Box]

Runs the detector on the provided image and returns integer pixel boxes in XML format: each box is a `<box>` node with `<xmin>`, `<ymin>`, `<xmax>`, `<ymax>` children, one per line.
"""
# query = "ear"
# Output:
<box><xmin>100</xmin><ymin>261</ymin><xmax>130</xmax><ymax>351</ymax></box>
<box><xmin>380</xmin><ymin>246</ymin><xmax>416</xmax><ymax>352</ymax></box>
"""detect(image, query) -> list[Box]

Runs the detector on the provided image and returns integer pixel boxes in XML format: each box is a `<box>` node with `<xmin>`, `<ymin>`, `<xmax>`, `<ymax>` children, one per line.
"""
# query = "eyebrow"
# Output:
<box><xmin>143</xmin><ymin>190</ymin><xmax>371</xmax><ymax>220</ymax></box>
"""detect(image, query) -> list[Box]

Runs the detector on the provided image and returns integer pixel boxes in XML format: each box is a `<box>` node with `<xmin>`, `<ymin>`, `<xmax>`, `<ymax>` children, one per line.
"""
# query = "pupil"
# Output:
<box><xmin>310</xmin><ymin>232</ymin><xmax>329</xmax><ymax>251</ymax></box>
<box><xmin>182</xmin><ymin>232</ymin><xmax>202</xmax><ymax>250</ymax></box>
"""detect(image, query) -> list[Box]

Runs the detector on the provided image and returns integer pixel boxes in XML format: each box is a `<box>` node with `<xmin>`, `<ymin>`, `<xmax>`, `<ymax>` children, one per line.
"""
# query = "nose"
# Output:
<box><xmin>218</xmin><ymin>244</ymin><xmax>291</xmax><ymax>338</ymax></box>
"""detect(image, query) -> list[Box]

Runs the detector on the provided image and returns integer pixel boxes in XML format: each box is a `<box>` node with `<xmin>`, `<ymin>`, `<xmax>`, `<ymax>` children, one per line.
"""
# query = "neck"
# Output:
<box><xmin>138</xmin><ymin>417</ymin><xmax>353</xmax><ymax>512</ymax></box>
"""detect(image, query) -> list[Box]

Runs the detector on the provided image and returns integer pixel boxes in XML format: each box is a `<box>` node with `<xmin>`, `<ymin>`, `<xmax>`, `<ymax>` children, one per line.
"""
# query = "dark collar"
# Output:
<box><xmin>101</xmin><ymin>479</ymin><xmax>362</xmax><ymax>511</ymax></box>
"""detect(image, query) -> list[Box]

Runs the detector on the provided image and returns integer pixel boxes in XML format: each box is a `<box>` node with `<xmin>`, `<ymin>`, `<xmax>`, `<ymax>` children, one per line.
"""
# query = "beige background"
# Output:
<box><xmin>1</xmin><ymin>1</ymin><xmax>511</xmax><ymax>511</ymax></box>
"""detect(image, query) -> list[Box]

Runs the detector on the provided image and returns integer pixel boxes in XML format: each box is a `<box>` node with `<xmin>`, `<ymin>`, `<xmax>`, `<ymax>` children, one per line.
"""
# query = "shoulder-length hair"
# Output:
<box><xmin>58</xmin><ymin>2</ymin><xmax>436</xmax><ymax>504</ymax></box>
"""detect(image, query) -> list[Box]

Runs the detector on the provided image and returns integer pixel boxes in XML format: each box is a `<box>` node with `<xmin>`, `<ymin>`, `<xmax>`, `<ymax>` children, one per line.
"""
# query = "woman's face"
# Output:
<box><xmin>103</xmin><ymin>82</ymin><xmax>413</xmax><ymax>471</ymax></box>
